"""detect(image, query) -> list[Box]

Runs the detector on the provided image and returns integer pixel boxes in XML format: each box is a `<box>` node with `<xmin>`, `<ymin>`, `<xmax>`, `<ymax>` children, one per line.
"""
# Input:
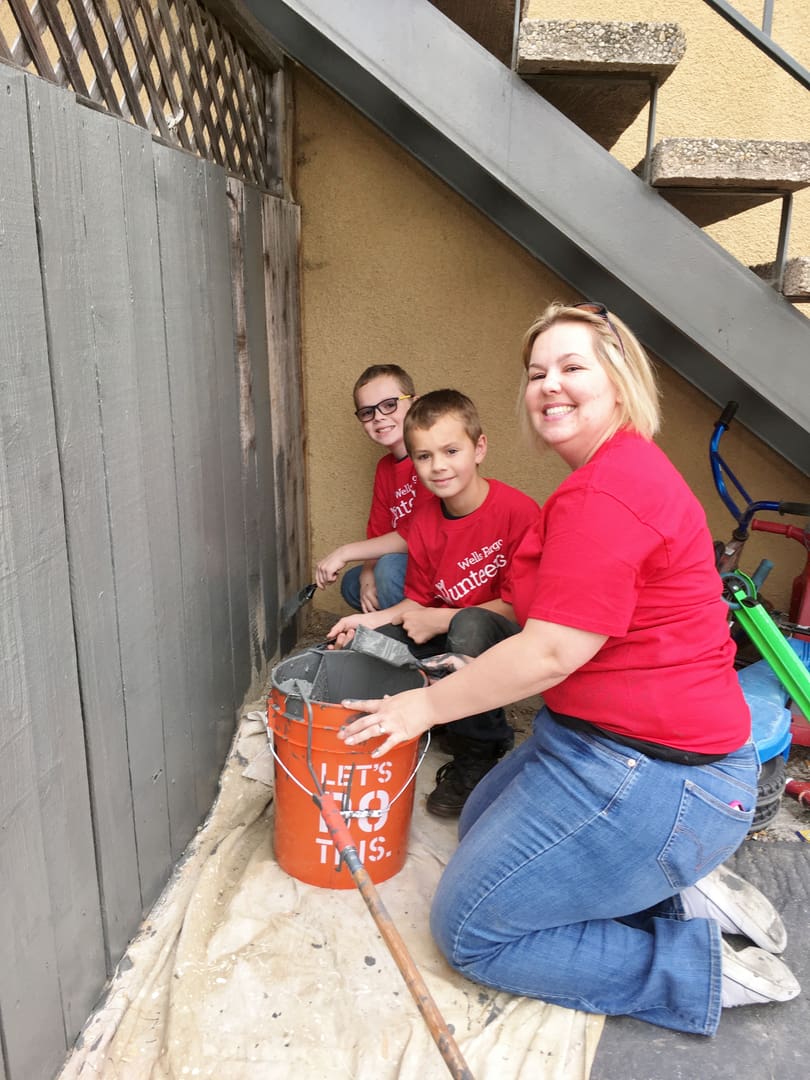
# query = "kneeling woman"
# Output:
<box><xmin>338</xmin><ymin>301</ymin><xmax>799</xmax><ymax>1035</ymax></box>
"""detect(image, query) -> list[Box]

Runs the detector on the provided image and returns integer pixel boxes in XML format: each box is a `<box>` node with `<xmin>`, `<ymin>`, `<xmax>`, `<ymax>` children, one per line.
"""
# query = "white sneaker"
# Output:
<box><xmin>681</xmin><ymin>865</ymin><xmax>787</xmax><ymax>954</ymax></box>
<box><xmin>721</xmin><ymin>941</ymin><xmax>800</xmax><ymax>1008</ymax></box>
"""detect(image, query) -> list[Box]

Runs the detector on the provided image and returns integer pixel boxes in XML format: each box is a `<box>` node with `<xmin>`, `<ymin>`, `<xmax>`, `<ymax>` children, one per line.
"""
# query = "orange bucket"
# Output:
<box><xmin>267</xmin><ymin>648</ymin><xmax>427</xmax><ymax>889</ymax></box>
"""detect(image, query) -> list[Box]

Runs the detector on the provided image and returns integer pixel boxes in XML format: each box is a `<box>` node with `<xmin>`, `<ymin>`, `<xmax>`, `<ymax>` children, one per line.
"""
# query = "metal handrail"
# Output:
<box><xmin>702</xmin><ymin>0</ymin><xmax>810</xmax><ymax>92</ymax></box>
<box><xmin>511</xmin><ymin>2</ymin><xmax>803</xmax><ymax>292</ymax></box>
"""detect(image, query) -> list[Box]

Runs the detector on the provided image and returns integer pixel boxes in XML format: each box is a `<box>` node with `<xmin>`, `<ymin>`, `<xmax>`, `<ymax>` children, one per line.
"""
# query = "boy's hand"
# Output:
<box><xmin>391</xmin><ymin>605</ymin><xmax>454</xmax><ymax>644</ymax></box>
<box><xmin>420</xmin><ymin>652</ymin><xmax>472</xmax><ymax>682</ymax></box>
<box><xmin>327</xmin><ymin>609</ymin><xmax>389</xmax><ymax>649</ymax></box>
<box><xmin>315</xmin><ymin>548</ymin><xmax>347</xmax><ymax>588</ymax></box>
<box><xmin>358</xmin><ymin>571</ymin><xmax>380</xmax><ymax>613</ymax></box>
<box><xmin>326</xmin><ymin>612</ymin><xmax>363</xmax><ymax>649</ymax></box>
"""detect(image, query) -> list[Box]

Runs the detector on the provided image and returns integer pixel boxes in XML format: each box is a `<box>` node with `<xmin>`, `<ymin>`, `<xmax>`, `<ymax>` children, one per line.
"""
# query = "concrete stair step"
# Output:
<box><xmin>751</xmin><ymin>257</ymin><xmax>810</xmax><ymax>301</ymax></box>
<box><xmin>516</xmin><ymin>19</ymin><xmax>685</xmax><ymax>149</ymax></box>
<box><xmin>644</xmin><ymin>137</ymin><xmax>810</xmax><ymax>226</ymax></box>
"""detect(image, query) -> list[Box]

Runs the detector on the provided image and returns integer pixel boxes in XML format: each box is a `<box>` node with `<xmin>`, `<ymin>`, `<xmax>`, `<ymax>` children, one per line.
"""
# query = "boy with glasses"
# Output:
<box><xmin>316</xmin><ymin>364</ymin><xmax>434</xmax><ymax>612</ymax></box>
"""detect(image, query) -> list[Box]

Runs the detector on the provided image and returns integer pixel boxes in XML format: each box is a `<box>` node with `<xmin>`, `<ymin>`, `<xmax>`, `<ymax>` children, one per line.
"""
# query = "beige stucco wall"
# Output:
<box><xmin>525</xmin><ymin>0</ymin><xmax>810</xmax><ymax>284</ymax></box>
<box><xmin>294</xmin><ymin>50</ymin><xmax>809</xmax><ymax>618</ymax></box>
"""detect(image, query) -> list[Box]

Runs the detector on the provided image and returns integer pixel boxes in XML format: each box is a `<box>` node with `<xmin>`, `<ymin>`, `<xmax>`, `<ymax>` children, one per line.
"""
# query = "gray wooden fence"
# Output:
<box><xmin>0</xmin><ymin>64</ymin><xmax>305</xmax><ymax>1080</ymax></box>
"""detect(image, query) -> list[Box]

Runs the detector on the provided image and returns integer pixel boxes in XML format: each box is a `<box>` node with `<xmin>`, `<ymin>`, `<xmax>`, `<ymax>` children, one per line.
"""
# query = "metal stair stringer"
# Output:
<box><xmin>247</xmin><ymin>0</ymin><xmax>810</xmax><ymax>475</ymax></box>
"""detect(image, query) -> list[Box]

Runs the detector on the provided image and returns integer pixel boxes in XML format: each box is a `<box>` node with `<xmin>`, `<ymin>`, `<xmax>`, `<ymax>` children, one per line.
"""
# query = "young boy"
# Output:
<box><xmin>328</xmin><ymin>390</ymin><xmax>541</xmax><ymax>817</ymax></box>
<box><xmin>316</xmin><ymin>364</ymin><xmax>434</xmax><ymax>612</ymax></box>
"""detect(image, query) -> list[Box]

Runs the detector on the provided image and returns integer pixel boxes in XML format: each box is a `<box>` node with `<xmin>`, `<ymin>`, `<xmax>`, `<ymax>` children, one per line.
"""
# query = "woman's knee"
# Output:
<box><xmin>430</xmin><ymin>878</ymin><xmax>471</xmax><ymax>967</ymax></box>
<box><xmin>430</xmin><ymin>876</ymin><xmax>499</xmax><ymax>971</ymax></box>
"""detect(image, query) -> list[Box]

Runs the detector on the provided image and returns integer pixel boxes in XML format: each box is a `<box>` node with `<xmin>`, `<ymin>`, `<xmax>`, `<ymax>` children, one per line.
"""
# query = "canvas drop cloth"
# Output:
<box><xmin>60</xmin><ymin>706</ymin><xmax>603</xmax><ymax>1080</ymax></box>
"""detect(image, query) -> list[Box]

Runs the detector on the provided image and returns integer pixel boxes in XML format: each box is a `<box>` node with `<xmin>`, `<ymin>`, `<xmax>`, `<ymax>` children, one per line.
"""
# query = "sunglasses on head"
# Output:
<box><xmin>354</xmin><ymin>394</ymin><xmax>413</xmax><ymax>423</ymax></box>
<box><xmin>572</xmin><ymin>302</ymin><xmax>626</xmax><ymax>362</ymax></box>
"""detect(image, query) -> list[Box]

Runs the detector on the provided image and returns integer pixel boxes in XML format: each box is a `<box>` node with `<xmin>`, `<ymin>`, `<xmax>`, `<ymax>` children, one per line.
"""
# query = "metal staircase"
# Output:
<box><xmin>516</xmin><ymin>17</ymin><xmax>810</xmax><ymax>301</ymax></box>
<box><xmin>245</xmin><ymin>0</ymin><xmax>810</xmax><ymax>474</ymax></box>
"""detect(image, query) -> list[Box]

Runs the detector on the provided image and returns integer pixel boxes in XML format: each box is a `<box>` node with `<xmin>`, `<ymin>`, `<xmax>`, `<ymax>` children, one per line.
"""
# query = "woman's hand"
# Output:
<box><xmin>338</xmin><ymin>686</ymin><xmax>437</xmax><ymax>758</ymax></box>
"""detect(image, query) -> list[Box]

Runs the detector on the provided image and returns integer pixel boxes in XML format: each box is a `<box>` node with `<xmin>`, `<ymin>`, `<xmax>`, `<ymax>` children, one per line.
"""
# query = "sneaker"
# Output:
<box><xmin>681</xmin><ymin>865</ymin><xmax>787</xmax><ymax>954</ymax></box>
<box><xmin>426</xmin><ymin>753</ymin><xmax>499</xmax><ymax>818</ymax></box>
<box><xmin>721</xmin><ymin>941</ymin><xmax>800</xmax><ymax>1008</ymax></box>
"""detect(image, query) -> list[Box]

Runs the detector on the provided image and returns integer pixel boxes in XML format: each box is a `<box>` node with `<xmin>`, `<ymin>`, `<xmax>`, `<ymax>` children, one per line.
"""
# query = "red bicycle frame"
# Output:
<box><xmin>752</xmin><ymin>519</ymin><xmax>810</xmax><ymax>632</ymax></box>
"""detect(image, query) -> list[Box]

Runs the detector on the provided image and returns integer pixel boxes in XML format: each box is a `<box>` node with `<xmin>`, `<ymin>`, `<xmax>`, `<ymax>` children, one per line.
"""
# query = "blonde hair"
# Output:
<box><xmin>519</xmin><ymin>301</ymin><xmax>660</xmax><ymax>443</ymax></box>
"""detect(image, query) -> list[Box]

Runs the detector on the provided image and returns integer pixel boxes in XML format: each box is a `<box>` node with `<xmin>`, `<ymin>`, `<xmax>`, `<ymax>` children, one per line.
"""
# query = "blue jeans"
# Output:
<box><xmin>340</xmin><ymin>554</ymin><xmax>408</xmax><ymax>611</ymax></box>
<box><xmin>430</xmin><ymin>708</ymin><xmax>759</xmax><ymax>1035</ymax></box>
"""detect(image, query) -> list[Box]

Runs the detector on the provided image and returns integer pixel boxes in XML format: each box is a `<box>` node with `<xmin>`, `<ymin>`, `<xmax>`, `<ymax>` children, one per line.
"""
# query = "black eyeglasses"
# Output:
<box><xmin>354</xmin><ymin>394</ymin><xmax>413</xmax><ymax>423</ymax></box>
<box><xmin>573</xmin><ymin>302</ymin><xmax>626</xmax><ymax>362</ymax></box>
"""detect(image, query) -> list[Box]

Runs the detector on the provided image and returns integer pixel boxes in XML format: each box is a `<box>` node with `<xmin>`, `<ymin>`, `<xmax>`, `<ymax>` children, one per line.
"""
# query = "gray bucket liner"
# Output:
<box><xmin>271</xmin><ymin>648</ymin><xmax>425</xmax><ymax>720</ymax></box>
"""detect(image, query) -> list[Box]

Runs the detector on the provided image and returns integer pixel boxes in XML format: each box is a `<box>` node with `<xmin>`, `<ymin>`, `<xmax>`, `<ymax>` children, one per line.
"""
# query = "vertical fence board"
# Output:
<box><xmin>82</xmin><ymin>114</ymin><xmax>174</xmax><ymax>915</ymax></box>
<box><xmin>246</xmin><ymin>186</ymin><xmax>280</xmax><ymax>665</ymax></box>
<box><xmin>155</xmin><ymin>146</ymin><xmax>226</xmax><ymax>820</ymax></box>
<box><xmin>227</xmin><ymin>178</ymin><xmax>264</xmax><ymax>685</ymax></box>
<box><xmin>205</xmin><ymin>165</ymin><xmax>250</xmax><ymax>738</ymax></box>
<box><xmin>227</xmin><ymin>178</ymin><xmax>279</xmax><ymax>684</ymax></box>
<box><xmin>122</xmin><ymin>130</ymin><xmax>197</xmax><ymax>863</ymax></box>
<box><xmin>41</xmin><ymin>99</ymin><xmax>145</xmax><ymax>969</ymax></box>
<box><xmin>154</xmin><ymin>145</ymin><xmax>211</xmax><ymax>828</ymax></box>
<box><xmin>263</xmin><ymin>196</ymin><xmax>306</xmax><ymax>657</ymax></box>
<box><xmin>0</xmin><ymin>67</ymin><xmax>83</xmax><ymax>1078</ymax></box>
<box><xmin>25</xmin><ymin>74</ymin><xmax>111</xmax><ymax>1040</ymax></box>
<box><xmin>194</xmin><ymin>161</ymin><xmax>237</xmax><ymax>806</ymax></box>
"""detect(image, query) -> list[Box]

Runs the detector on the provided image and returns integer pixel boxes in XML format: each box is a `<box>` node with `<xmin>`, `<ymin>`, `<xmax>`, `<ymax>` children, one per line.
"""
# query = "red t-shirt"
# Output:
<box><xmin>404</xmin><ymin>479</ymin><xmax>541</xmax><ymax>609</ymax></box>
<box><xmin>504</xmin><ymin>430</ymin><xmax>749</xmax><ymax>755</ymax></box>
<box><xmin>366</xmin><ymin>454</ymin><xmax>434</xmax><ymax>538</ymax></box>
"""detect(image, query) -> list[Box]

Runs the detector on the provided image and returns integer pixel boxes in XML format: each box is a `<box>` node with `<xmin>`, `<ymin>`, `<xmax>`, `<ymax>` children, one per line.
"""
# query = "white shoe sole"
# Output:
<box><xmin>721</xmin><ymin>941</ymin><xmax>800</xmax><ymax>1007</ymax></box>
<box><xmin>693</xmin><ymin>866</ymin><xmax>787</xmax><ymax>954</ymax></box>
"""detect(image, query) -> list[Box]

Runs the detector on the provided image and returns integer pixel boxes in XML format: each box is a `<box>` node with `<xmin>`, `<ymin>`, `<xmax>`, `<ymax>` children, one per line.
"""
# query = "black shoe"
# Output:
<box><xmin>426</xmin><ymin>744</ymin><xmax>508</xmax><ymax>818</ymax></box>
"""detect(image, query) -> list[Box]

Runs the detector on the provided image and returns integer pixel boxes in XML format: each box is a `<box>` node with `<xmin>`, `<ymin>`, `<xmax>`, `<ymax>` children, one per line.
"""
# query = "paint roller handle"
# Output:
<box><xmin>316</xmin><ymin>791</ymin><xmax>476</xmax><ymax>1080</ymax></box>
<box><xmin>315</xmin><ymin>788</ymin><xmax>358</xmax><ymax>859</ymax></box>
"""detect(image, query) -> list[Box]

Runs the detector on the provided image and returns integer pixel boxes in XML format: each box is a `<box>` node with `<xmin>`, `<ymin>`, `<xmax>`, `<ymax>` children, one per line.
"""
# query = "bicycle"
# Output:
<box><xmin>710</xmin><ymin>400</ymin><xmax>810</xmax><ymax>638</ymax></box>
<box><xmin>709</xmin><ymin>401</ymin><xmax>810</xmax><ymax>825</ymax></box>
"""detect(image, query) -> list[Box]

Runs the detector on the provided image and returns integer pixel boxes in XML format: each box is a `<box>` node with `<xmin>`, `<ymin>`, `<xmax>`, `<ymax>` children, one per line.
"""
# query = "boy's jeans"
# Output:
<box><xmin>340</xmin><ymin>554</ymin><xmax>408</xmax><ymax>611</ymax></box>
<box><xmin>430</xmin><ymin>709</ymin><xmax>759</xmax><ymax>1035</ymax></box>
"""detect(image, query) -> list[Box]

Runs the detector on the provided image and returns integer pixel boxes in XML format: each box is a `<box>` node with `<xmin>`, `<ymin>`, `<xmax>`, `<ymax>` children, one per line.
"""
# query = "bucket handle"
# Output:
<box><xmin>267</xmin><ymin>684</ymin><xmax>431</xmax><ymax>819</ymax></box>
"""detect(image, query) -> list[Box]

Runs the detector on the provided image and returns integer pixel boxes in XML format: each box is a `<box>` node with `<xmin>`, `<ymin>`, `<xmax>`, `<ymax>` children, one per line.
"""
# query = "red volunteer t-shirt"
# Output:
<box><xmin>505</xmin><ymin>430</ymin><xmax>749</xmax><ymax>755</ymax></box>
<box><xmin>404</xmin><ymin>479</ymin><xmax>541</xmax><ymax>609</ymax></box>
<box><xmin>366</xmin><ymin>454</ymin><xmax>434</xmax><ymax>538</ymax></box>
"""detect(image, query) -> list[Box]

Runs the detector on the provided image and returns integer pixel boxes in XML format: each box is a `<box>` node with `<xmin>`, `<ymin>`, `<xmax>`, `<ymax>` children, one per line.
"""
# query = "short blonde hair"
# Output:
<box><xmin>519</xmin><ymin>301</ymin><xmax>660</xmax><ymax>442</ymax></box>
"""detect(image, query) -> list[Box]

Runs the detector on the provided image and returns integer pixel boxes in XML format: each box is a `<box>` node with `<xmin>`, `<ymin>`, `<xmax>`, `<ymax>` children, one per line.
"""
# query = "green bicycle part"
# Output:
<box><xmin>731</xmin><ymin>585</ymin><xmax>810</xmax><ymax>721</ymax></box>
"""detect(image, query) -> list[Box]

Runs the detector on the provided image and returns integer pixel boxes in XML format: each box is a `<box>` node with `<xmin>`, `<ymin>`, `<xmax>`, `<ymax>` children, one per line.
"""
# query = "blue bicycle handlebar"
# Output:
<box><xmin>709</xmin><ymin>402</ymin><xmax>783</xmax><ymax>531</ymax></box>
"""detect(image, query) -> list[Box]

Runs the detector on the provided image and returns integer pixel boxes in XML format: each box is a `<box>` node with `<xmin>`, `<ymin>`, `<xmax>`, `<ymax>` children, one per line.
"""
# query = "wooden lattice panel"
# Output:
<box><xmin>0</xmin><ymin>0</ymin><xmax>279</xmax><ymax>188</ymax></box>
